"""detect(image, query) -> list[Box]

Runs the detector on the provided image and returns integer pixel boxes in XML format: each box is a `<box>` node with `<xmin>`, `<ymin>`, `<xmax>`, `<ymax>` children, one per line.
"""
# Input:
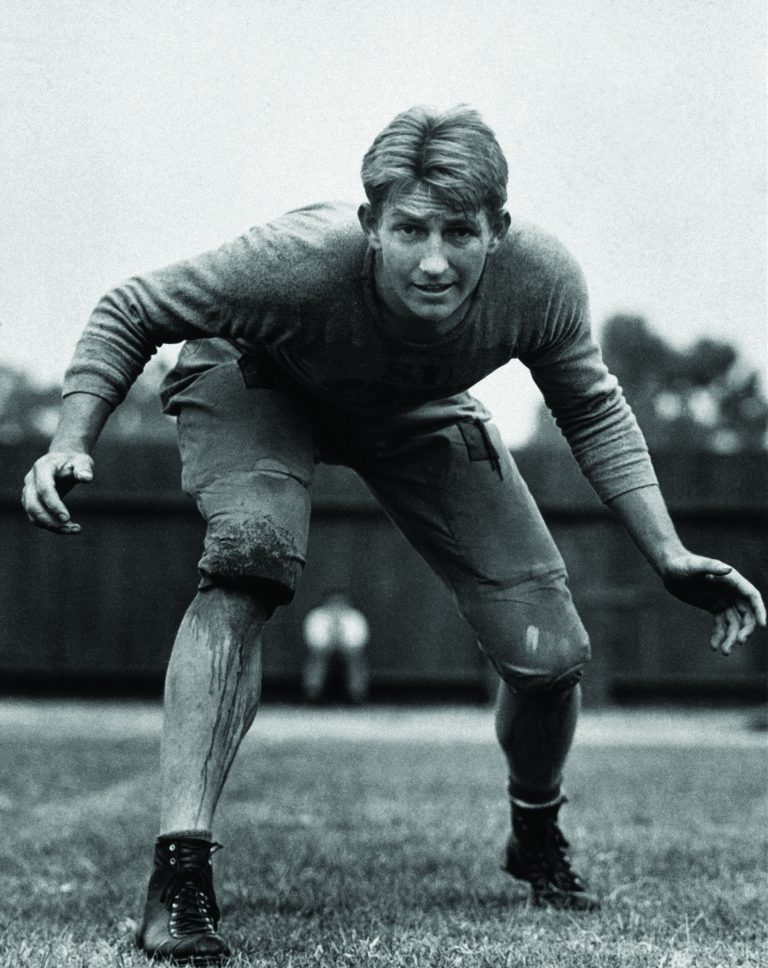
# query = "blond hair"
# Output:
<box><xmin>361</xmin><ymin>105</ymin><xmax>508</xmax><ymax>227</ymax></box>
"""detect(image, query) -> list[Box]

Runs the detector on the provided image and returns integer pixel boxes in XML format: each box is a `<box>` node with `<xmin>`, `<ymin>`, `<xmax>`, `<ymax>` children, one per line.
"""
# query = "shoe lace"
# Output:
<box><xmin>159</xmin><ymin>842</ymin><xmax>221</xmax><ymax>938</ymax></box>
<box><xmin>516</xmin><ymin>814</ymin><xmax>585</xmax><ymax>892</ymax></box>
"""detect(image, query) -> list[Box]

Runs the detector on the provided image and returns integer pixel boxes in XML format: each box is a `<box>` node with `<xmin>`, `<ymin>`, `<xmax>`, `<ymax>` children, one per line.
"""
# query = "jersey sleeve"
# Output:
<box><xmin>520</xmin><ymin>259</ymin><xmax>658</xmax><ymax>503</ymax></box>
<box><xmin>62</xmin><ymin>204</ymin><xmax>356</xmax><ymax>407</ymax></box>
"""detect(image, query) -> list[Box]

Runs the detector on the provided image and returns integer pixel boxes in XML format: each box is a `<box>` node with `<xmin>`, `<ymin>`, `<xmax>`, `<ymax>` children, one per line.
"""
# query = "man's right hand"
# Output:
<box><xmin>22</xmin><ymin>452</ymin><xmax>94</xmax><ymax>534</ymax></box>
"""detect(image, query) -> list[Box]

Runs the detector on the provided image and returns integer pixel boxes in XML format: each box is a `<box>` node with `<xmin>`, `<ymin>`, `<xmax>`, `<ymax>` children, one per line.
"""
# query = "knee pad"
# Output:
<box><xmin>198</xmin><ymin>513</ymin><xmax>306</xmax><ymax>607</ymax></box>
<box><xmin>495</xmin><ymin>654</ymin><xmax>588</xmax><ymax>695</ymax></box>
<box><xmin>491</xmin><ymin>618</ymin><xmax>591</xmax><ymax>694</ymax></box>
<box><xmin>192</xmin><ymin>464</ymin><xmax>313</xmax><ymax>607</ymax></box>
<box><xmin>462</xmin><ymin>569</ymin><xmax>592</xmax><ymax>695</ymax></box>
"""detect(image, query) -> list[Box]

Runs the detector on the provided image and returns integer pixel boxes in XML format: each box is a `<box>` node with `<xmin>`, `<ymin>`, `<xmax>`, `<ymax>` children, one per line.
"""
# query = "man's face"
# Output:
<box><xmin>359</xmin><ymin>184</ymin><xmax>509</xmax><ymax>332</ymax></box>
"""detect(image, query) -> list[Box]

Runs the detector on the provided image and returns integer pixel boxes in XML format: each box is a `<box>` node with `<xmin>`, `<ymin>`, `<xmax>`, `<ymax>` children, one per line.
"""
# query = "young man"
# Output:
<box><xmin>22</xmin><ymin>106</ymin><xmax>765</xmax><ymax>963</ymax></box>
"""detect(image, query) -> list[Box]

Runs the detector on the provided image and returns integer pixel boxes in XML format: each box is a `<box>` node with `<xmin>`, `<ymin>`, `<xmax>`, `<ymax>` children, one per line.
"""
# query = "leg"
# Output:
<box><xmin>352</xmin><ymin>399</ymin><xmax>597</xmax><ymax>908</ymax></box>
<box><xmin>160</xmin><ymin>586</ymin><xmax>270</xmax><ymax>834</ymax></box>
<box><xmin>138</xmin><ymin>587</ymin><xmax>271</xmax><ymax>963</ymax></box>
<box><xmin>162</xmin><ymin>341</ymin><xmax>315</xmax><ymax>830</ymax></box>
<box><xmin>138</xmin><ymin>341</ymin><xmax>316</xmax><ymax>962</ymax></box>
<box><xmin>355</xmin><ymin>402</ymin><xmax>589</xmax><ymax>793</ymax></box>
<box><xmin>455</xmin><ymin>566</ymin><xmax>589</xmax><ymax>806</ymax></box>
<box><xmin>494</xmin><ymin>677</ymin><xmax>580</xmax><ymax>804</ymax></box>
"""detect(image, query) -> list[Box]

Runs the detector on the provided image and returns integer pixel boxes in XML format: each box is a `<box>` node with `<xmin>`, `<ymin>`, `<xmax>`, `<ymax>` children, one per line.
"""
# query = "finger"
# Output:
<box><xmin>33</xmin><ymin>464</ymin><xmax>73</xmax><ymax>522</ymax></box>
<box><xmin>687</xmin><ymin>557</ymin><xmax>732</xmax><ymax>577</ymax></box>
<box><xmin>720</xmin><ymin>607</ymin><xmax>741</xmax><ymax>656</ymax></box>
<box><xmin>710</xmin><ymin>613</ymin><xmax>726</xmax><ymax>652</ymax></box>
<box><xmin>65</xmin><ymin>455</ymin><xmax>94</xmax><ymax>482</ymax></box>
<box><xmin>735</xmin><ymin>600</ymin><xmax>762</xmax><ymax>642</ymax></box>
<box><xmin>718</xmin><ymin>570</ymin><xmax>767</xmax><ymax>628</ymax></box>
<box><xmin>23</xmin><ymin>487</ymin><xmax>81</xmax><ymax>533</ymax></box>
<box><xmin>22</xmin><ymin>479</ymin><xmax>62</xmax><ymax>528</ymax></box>
<box><xmin>44</xmin><ymin>520</ymin><xmax>82</xmax><ymax>534</ymax></box>
<box><xmin>753</xmin><ymin>591</ymin><xmax>767</xmax><ymax>628</ymax></box>
<box><xmin>736</xmin><ymin>609</ymin><xmax>757</xmax><ymax>643</ymax></box>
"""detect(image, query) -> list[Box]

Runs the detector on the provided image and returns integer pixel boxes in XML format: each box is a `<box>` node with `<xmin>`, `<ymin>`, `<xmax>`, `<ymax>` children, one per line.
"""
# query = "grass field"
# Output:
<box><xmin>0</xmin><ymin>704</ymin><xmax>766</xmax><ymax>967</ymax></box>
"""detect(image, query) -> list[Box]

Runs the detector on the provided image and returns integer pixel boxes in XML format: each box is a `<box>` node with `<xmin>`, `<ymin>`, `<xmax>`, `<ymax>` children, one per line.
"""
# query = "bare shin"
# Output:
<box><xmin>159</xmin><ymin>586</ymin><xmax>270</xmax><ymax>833</ymax></box>
<box><xmin>494</xmin><ymin>679</ymin><xmax>581</xmax><ymax>799</ymax></box>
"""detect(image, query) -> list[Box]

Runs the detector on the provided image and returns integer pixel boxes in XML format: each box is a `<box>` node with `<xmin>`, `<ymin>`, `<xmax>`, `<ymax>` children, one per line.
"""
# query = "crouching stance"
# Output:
<box><xmin>23</xmin><ymin>106</ymin><xmax>764</xmax><ymax>962</ymax></box>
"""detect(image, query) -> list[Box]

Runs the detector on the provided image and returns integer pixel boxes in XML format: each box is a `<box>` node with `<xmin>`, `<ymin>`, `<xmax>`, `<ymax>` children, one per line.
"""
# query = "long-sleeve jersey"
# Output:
<box><xmin>63</xmin><ymin>201</ymin><xmax>657</xmax><ymax>502</ymax></box>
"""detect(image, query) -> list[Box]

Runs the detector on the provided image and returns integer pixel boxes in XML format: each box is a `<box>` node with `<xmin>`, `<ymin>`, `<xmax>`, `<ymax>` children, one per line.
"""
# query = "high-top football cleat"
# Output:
<box><xmin>502</xmin><ymin>797</ymin><xmax>601</xmax><ymax>911</ymax></box>
<box><xmin>136</xmin><ymin>836</ymin><xmax>231</xmax><ymax>964</ymax></box>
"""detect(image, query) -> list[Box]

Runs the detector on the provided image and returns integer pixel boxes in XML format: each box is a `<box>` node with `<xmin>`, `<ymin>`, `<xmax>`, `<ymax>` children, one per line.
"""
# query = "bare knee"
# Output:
<box><xmin>189</xmin><ymin>583</ymin><xmax>274</xmax><ymax>632</ymax></box>
<box><xmin>166</xmin><ymin>586</ymin><xmax>267</xmax><ymax>706</ymax></box>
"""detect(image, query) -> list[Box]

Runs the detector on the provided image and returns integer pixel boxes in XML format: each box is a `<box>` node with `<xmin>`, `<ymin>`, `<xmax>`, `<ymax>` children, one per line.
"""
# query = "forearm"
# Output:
<box><xmin>49</xmin><ymin>392</ymin><xmax>114</xmax><ymax>454</ymax></box>
<box><xmin>605</xmin><ymin>484</ymin><xmax>687</xmax><ymax>576</ymax></box>
<box><xmin>529</xmin><ymin>333</ymin><xmax>658</xmax><ymax>503</ymax></box>
<box><xmin>62</xmin><ymin>223</ymin><xmax>291</xmax><ymax>406</ymax></box>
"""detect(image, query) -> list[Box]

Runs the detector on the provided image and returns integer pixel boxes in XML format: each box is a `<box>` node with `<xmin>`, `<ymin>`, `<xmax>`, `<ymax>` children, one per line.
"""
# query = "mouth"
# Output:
<box><xmin>413</xmin><ymin>283</ymin><xmax>454</xmax><ymax>295</ymax></box>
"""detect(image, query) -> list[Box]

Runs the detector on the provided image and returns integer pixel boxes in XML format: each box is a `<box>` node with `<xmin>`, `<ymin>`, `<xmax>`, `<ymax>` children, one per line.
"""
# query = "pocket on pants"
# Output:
<box><xmin>457</xmin><ymin>418</ymin><xmax>503</xmax><ymax>479</ymax></box>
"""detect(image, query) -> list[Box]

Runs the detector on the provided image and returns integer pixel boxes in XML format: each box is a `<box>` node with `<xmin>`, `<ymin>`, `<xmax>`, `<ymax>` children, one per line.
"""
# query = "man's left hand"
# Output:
<box><xmin>661</xmin><ymin>555</ymin><xmax>766</xmax><ymax>655</ymax></box>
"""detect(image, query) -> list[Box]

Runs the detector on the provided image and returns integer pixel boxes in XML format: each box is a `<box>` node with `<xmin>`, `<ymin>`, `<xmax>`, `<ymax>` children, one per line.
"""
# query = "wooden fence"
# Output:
<box><xmin>2</xmin><ymin>440</ymin><xmax>766</xmax><ymax>704</ymax></box>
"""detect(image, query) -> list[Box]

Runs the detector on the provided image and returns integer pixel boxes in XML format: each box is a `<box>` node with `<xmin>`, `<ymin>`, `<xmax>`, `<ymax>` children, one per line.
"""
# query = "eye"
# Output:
<box><xmin>448</xmin><ymin>226</ymin><xmax>476</xmax><ymax>240</ymax></box>
<box><xmin>396</xmin><ymin>224</ymin><xmax>420</xmax><ymax>237</ymax></box>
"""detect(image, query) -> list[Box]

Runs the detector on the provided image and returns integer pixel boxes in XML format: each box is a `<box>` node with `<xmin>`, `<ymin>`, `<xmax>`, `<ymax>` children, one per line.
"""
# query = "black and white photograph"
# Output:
<box><xmin>2</xmin><ymin>2</ymin><xmax>766</xmax><ymax>965</ymax></box>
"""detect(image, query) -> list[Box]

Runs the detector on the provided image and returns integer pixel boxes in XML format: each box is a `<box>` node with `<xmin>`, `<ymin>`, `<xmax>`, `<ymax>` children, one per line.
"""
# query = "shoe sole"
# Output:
<box><xmin>136</xmin><ymin>940</ymin><xmax>229</xmax><ymax>965</ymax></box>
<box><xmin>501</xmin><ymin>863</ymin><xmax>601</xmax><ymax>911</ymax></box>
<box><xmin>138</xmin><ymin>953</ymin><xmax>227</xmax><ymax>966</ymax></box>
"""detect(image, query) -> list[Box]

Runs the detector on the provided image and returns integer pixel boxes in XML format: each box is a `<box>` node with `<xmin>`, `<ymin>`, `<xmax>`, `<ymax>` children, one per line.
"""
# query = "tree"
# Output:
<box><xmin>0</xmin><ymin>364</ymin><xmax>62</xmax><ymax>443</ymax></box>
<box><xmin>0</xmin><ymin>357</ymin><xmax>176</xmax><ymax>444</ymax></box>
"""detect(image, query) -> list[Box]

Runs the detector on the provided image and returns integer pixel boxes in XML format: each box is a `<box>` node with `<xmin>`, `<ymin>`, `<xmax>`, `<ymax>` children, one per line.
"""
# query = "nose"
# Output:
<box><xmin>418</xmin><ymin>235</ymin><xmax>449</xmax><ymax>277</ymax></box>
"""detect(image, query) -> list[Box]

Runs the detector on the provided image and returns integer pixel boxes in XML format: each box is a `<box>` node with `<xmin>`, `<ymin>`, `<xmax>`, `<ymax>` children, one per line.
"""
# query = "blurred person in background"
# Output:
<box><xmin>22</xmin><ymin>105</ymin><xmax>765</xmax><ymax>963</ymax></box>
<box><xmin>302</xmin><ymin>593</ymin><xmax>370</xmax><ymax>704</ymax></box>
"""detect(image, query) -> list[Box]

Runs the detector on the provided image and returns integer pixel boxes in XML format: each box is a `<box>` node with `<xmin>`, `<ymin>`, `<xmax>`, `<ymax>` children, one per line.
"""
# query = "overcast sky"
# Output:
<box><xmin>1</xmin><ymin>0</ymin><xmax>765</xmax><ymax>443</ymax></box>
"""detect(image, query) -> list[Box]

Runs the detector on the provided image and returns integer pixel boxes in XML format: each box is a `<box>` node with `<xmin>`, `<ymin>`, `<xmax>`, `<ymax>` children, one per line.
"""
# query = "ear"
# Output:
<box><xmin>358</xmin><ymin>203</ymin><xmax>382</xmax><ymax>250</ymax></box>
<box><xmin>486</xmin><ymin>210</ymin><xmax>511</xmax><ymax>254</ymax></box>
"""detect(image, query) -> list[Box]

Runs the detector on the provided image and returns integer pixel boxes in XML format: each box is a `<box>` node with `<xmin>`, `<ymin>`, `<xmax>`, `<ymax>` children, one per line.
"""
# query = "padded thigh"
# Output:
<box><xmin>170</xmin><ymin>341</ymin><xmax>315</xmax><ymax>495</ymax></box>
<box><xmin>167</xmin><ymin>340</ymin><xmax>316</xmax><ymax>601</ymax></box>
<box><xmin>355</xmin><ymin>413</ymin><xmax>591</xmax><ymax>689</ymax></box>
